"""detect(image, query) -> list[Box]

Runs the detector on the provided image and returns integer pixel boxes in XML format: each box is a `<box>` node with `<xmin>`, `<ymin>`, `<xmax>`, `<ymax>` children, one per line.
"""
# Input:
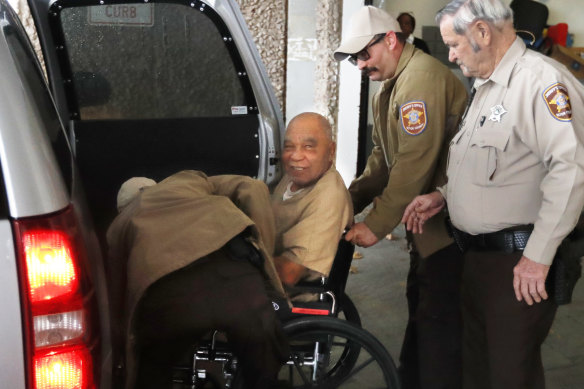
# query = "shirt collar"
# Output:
<box><xmin>474</xmin><ymin>36</ymin><xmax>526</xmax><ymax>89</ymax></box>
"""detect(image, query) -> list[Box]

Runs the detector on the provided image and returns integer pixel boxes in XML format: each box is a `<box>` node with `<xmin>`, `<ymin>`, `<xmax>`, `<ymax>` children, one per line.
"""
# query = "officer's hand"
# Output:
<box><xmin>345</xmin><ymin>222</ymin><xmax>379</xmax><ymax>248</ymax></box>
<box><xmin>402</xmin><ymin>191</ymin><xmax>445</xmax><ymax>234</ymax></box>
<box><xmin>513</xmin><ymin>256</ymin><xmax>550</xmax><ymax>305</ymax></box>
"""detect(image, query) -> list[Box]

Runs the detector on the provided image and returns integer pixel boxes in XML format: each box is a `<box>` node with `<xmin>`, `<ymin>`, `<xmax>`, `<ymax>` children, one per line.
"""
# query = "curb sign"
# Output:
<box><xmin>89</xmin><ymin>4</ymin><xmax>154</xmax><ymax>27</ymax></box>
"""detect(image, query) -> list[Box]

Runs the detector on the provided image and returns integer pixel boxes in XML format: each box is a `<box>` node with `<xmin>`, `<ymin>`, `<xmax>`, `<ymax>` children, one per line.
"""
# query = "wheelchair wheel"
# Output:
<box><xmin>326</xmin><ymin>294</ymin><xmax>362</xmax><ymax>380</ymax></box>
<box><xmin>280</xmin><ymin>316</ymin><xmax>400</xmax><ymax>388</ymax></box>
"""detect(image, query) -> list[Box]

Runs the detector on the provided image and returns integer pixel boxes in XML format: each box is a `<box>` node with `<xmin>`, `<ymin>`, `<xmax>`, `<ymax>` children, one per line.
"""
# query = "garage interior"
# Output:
<box><xmin>9</xmin><ymin>0</ymin><xmax>584</xmax><ymax>387</ymax></box>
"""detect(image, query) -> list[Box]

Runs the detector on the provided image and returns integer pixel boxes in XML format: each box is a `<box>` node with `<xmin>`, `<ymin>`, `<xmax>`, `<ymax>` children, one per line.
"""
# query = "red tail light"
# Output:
<box><xmin>34</xmin><ymin>347</ymin><xmax>92</xmax><ymax>389</ymax></box>
<box><xmin>14</xmin><ymin>206</ymin><xmax>98</xmax><ymax>389</ymax></box>
<box><xmin>23</xmin><ymin>230</ymin><xmax>79</xmax><ymax>304</ymax></box>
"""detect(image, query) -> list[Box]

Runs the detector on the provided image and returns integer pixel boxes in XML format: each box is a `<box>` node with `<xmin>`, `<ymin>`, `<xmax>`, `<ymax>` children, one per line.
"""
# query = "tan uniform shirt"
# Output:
<box><xmin>444</xmin><ymin>38</ymin><xmax>584</xmax><ymax>265</ymax></box>
<box><xmin>272</xmin><ymin>167</ymin><xmax>353</xmax><ymax>278</ymax></box>
<box><xmin>349</xmin><ymin>43</ymin><xmax>468</xmax><ymax>257</ymax></box>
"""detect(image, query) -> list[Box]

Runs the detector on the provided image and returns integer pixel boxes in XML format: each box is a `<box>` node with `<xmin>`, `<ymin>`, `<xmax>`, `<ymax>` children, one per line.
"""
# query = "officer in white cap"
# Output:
<box><xmin>335</xmin><ymin>5</ymin><xmax>468</xmax><ymax>389</ymax></box>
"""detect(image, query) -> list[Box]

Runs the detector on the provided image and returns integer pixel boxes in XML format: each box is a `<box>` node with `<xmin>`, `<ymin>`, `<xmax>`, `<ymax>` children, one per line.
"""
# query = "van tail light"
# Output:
<box><xmin>13</xmin><ymin>206</ymin><xmax>99</xmax><ymax>389</ymax></box>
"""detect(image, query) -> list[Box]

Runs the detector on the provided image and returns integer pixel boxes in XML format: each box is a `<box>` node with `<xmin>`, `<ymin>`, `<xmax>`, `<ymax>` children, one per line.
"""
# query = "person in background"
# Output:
<box><xmin>398</xmin><ymin>12</ymin><xmax>431</xmax><ymax>55</ymax></box>
<box><xmin>334</xmin><ymin>6</ymin><xmax>468</xmax><ymax>389</ymax></box>
<box><xmin>403</xmin><ymin>0</ymin><xmax>584</xmax><ymax>388</ymax></box>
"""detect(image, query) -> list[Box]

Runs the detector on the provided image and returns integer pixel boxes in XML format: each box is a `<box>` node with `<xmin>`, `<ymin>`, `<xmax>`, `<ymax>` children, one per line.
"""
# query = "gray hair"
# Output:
<box><xmin>287</xmin><ymin>112</ymin><xmax>333</xmax><ymax>142</ymax></box>
<box><xmin>435</xmin><ymin>0</ymin><xmax>513</xmax><ymax>34</ymax></box>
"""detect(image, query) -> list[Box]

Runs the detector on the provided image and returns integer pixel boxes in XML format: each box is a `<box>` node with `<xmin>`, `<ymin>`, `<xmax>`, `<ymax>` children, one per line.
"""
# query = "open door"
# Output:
<box><xmin>26</xmin><ymin>0</ymin><xmax>284</xmax><ymax>229</ymax></box>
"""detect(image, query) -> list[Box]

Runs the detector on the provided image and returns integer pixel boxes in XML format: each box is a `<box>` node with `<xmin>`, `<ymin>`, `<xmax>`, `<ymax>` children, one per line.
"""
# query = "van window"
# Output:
<box><xmin>58</xmin><ymin>2</ymin><xmax>252</xmax><ymax>120</ymax></box>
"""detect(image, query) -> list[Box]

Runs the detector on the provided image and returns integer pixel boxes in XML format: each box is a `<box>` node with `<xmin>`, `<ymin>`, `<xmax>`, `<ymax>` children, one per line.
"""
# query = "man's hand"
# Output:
<box><xmin>401</xmin><ymin>191</ymin><xmax>446</xmax><ymax>233</ymax></box>
<box><xmin>513</xmin><ymin>256</ymin><xmax>550</xmax><ymax>305</ymax></box>
<box><xmin>345</xmin><ymin>222</ymin><xmax>379</xmax><ymax>248</ymax></box>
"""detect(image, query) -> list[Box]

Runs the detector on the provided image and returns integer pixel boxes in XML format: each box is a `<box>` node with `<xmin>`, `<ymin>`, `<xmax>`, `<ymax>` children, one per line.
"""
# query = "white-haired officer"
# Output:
<box><xmin>404</xmin><ymin>0</ymin><xmax>584</xmax><ymax>387</ymax></box>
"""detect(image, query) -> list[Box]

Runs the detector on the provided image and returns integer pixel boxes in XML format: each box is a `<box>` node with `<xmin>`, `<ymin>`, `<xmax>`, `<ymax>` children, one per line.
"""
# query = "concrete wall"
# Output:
<box><xmin>336</xmin><ymin>0</ymin><xmax>364</xmax><ymax>187</ymax></box>
<box><xmin>286</xmin><ymin>0</ymin><xmax>342</xmax><ymax>131</ymax></box>
<box><xmin>286</xmin><ymin>0</ymin><xmax>318</xmax><ymax>121</ymax></box>
<box><xmin>236</xmin><ymin>0</ymin><xmax>287</xmax><ymax>112</ymax></box>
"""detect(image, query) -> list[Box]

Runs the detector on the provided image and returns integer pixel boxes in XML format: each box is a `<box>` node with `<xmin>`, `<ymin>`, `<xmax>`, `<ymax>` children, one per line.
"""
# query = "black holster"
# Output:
<box><xmin>225</xmin><ymin>232</ymin><xmax>264</xmax><ymax>270</ymax></box>
<box><xmin>547</xmin><ymin>229</ymin><xmax>584</xmax><ymax>305</ymax></box>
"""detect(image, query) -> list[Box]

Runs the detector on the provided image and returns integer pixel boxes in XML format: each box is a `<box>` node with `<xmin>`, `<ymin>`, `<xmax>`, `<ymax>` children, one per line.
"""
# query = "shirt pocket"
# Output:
<box><xmin>470</xmin><ymin>128</ymin><xmax>510</xmax><ymax>186</ymax></box>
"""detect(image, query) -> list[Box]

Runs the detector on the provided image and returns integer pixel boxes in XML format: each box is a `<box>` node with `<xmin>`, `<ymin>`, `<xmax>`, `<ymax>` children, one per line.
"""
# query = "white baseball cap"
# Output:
<box><xmin>116</xmin><ymin>177</ymin><xmax>156</xmax><ymax>212</ymax></box>
<box><xmin>334</xmin><ymin>6</ymin><xmax>401</xmax><ymax>61</ymax></box>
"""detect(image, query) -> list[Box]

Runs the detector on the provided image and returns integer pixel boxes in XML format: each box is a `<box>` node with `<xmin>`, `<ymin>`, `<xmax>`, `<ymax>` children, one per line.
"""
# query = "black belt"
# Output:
<box><xmin>446</xmin><ymin>219</ymin><xmax>533</xmax><ymax>254</ymax></box>
<box><xmin>225</xmin><ymin>233</ymin><xmax>264</xmax><ymax>269</ymax></box>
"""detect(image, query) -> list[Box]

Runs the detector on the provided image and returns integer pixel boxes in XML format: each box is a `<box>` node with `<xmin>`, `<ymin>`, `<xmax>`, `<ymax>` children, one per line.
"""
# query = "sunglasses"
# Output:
<box><xmin>348</xmin><ymin>34</ymin><xmax>386</xmax><ymax>66</ymax></box>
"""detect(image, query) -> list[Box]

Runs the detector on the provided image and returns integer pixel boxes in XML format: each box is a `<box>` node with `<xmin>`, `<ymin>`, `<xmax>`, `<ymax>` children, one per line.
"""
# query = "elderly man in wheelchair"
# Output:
<box><xmin>106</xmin><ymin>112</ymin><xmax>399</xmax><ymax>389</ymax></box>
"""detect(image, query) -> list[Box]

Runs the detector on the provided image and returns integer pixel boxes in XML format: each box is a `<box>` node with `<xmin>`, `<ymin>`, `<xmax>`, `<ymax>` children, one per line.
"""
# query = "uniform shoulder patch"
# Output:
<box><xmin>400</xmin><ymin>101</ymin><xmax>428</xmax><ymax>135</ymax></box>
<box><xmin>543</xmin><ymin>82</ymin><xmax>572</xmax><ymax>122</ymax></box>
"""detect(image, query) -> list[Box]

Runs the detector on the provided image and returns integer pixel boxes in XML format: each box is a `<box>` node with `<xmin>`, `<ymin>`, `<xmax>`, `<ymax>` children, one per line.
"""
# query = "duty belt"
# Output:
<box><xmin>446</xmin><ymin>219</ymin><xmax>533</xmax><ymax>254</ymax></box>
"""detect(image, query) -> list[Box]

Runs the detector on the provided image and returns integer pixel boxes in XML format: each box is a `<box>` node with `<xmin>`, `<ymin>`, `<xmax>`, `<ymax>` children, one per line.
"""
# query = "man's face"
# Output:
<box><xmin>398</xmin><ymin>14</ymin><xmax>414</xmax><ymax>37</ymax></box>
<box><xmin>282</xmin><ymin>117</ymin><xmax>334</xmax><ymax>191</ymax></box>
<box><xmin>357</xmin><ymin>34</ymin><xmax>397</xmax><ymax>81</ymax></box>
<box><xmin>440</xmin><ymin>16</ymin><xmax>490</xmax><ymax>78</ymax></box>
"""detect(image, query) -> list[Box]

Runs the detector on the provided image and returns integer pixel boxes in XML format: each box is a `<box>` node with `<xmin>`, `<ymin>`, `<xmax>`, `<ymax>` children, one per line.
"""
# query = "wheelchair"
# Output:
<box><xmin>170</xmin><ymin>240</ymin><xmax>401</xmax><ymax>388</ymax></box>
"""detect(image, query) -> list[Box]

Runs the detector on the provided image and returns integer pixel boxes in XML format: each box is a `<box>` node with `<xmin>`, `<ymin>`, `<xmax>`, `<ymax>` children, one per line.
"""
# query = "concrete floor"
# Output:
<box><xmin>346</xmin><ymin>224</ymin><xmax>584</xmax><ymax>389</ymax></box>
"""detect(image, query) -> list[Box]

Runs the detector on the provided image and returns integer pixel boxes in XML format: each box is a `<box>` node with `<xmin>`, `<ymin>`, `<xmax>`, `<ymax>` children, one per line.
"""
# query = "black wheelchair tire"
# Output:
<box><xmin>281</xmin><ymin>316</ymin><xmax>400</xmax><ymax>388</ymax></box>
<box><xmin>328</xmin><ymin>294</ymin><xmax>362</xmax><ymax>380</ymax></box>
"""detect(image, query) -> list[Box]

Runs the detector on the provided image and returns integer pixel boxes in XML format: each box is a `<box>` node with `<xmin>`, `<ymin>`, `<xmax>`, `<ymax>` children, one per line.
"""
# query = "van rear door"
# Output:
<box><xmin>26</xmin><ymin>0</ymin><xmax>283</xmax><ymax>228</ymax></box>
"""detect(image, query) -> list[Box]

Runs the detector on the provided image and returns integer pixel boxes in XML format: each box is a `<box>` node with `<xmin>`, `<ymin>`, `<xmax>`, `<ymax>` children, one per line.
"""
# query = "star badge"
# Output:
<box><xmin>489</xmin><ymin>104</ymin><xmax>507</xmax><ymax>122</ymax></box>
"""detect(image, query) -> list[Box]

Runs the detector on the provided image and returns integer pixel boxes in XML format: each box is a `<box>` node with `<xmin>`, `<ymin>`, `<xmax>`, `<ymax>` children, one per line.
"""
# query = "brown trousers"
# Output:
<box><xmin>462</xmin><ymin>249</ymin><xmax>557</xmax><ymax>389</ymax></box>
<box><xmin>399</xmin><ymin>243</ymin><xmax>464</xmax><ymax>389</ymax></box>
<box><xmin>133</xmin><ymin>246</ymin><xmax>288</xmax><ymax>389</ymax></box>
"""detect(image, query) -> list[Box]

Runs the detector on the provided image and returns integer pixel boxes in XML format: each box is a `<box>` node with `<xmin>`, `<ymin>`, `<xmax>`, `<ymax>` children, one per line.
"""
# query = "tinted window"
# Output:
<box><xmin>59</xmin><ymin>2</ymin><xmax>250</xmax><ymax>120</ymax></box>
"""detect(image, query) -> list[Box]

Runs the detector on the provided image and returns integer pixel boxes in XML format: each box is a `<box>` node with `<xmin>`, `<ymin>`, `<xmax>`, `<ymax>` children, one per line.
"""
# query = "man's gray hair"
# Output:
<box><xmin>287</xmin><ymin>112</ymin><xmax>334</xmax><ymax>142</ymax></box>
<box><xmin>435</xmin><ymin>0</ymin><xmax>513</xmax><ymax>34</ymax></box>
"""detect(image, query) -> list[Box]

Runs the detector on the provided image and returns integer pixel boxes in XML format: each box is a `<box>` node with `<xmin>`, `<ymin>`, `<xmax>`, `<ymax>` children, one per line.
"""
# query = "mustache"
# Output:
<box><xmin>362</xmin><ymin>67</ymin><xmax>378</xmax><ymax>76</ymax></box>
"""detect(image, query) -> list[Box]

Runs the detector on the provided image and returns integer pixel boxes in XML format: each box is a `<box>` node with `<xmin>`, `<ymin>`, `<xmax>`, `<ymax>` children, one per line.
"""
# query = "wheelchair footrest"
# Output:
<box><xmin>195</xmin><ymin>346</ymin><xmax>234</xmax><ymax>363</ymax></box>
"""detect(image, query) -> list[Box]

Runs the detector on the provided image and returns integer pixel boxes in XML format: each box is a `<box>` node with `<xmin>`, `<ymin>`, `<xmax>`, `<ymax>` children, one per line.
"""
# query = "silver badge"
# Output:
<box><xmin>489</xmin><ymin>104</ymin><xmax>507</xmax><ymax>122</ymax></box>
